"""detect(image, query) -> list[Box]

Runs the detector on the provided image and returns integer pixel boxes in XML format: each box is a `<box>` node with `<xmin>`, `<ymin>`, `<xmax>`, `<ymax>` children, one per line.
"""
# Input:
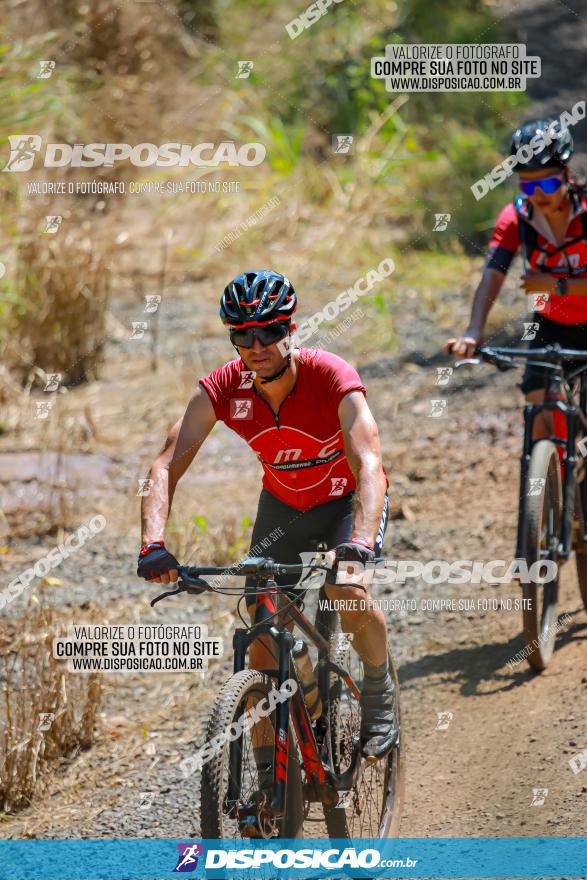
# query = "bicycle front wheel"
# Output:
<box><xmin>200</xmin><ymin>669</ymin><xmax>304</xmax><ymax>839</ymax></box>
<box><xmin>323</xmin><ymin>634</ymin><xmax>403</xmax><ymax>839</ymax></box>
<box><xmin>520</xmin><ymin>439</ymin><xmax>562</xmax><ymax>671</ymax></box>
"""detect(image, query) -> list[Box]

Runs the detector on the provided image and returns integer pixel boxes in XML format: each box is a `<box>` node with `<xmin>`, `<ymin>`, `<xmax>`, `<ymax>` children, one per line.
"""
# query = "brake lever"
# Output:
<box><xmin>149</xmin><ymin>575</ymin><xmax>211</xmax><ymax>607</ymax></box>
<box><xmin>454</xmin><ymin>357</ymin><xmax>481</xmax><ymax>368</ymax></box>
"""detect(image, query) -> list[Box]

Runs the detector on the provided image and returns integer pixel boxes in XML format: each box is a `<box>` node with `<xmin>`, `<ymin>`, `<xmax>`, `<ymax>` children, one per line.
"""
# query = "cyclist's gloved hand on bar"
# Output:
<box><xmin>326</xmin><ymin>540</ymin><xmax>374</xmax><ymax>586</ymax></box>
<box><xmin>137</xmin><ymin>541</ymin><xmax>179</xmax><ymax>584</ymax></box>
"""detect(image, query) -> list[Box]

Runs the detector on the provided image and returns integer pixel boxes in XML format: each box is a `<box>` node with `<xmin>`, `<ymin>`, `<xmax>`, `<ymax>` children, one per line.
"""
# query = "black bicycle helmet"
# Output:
<box><xmin>510</xmin><ymin>116</ymin><xmax>574</xmax><ymax>170</ymax></box>
<box><xmin>220</xmin><ymin>270</ymin><xmax>297</xmax><ymax>327</ymax></box>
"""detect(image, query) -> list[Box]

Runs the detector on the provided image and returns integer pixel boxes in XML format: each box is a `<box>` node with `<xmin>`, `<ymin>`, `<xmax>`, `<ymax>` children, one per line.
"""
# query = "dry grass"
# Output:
<box><xmin>8</xmin><ymin>233</ymin><xmax>111</xmax><ymax>388</ymax></box>
<box><xmin>0</xmin><ymin>606</ymin><xmax>102</xmax><ymax>813</ymax></box>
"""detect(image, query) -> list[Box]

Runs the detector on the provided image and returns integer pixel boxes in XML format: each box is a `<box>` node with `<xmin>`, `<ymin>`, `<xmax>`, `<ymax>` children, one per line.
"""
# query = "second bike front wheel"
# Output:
<box><xmin>520</xmin><ymin>439</ymin><xmax>562</xmax><ymax>671</ymax></box>
<box><xmin>200</xmin><ymin>669</ymin><xmax>304</xmax><ymax>839</ymax></box>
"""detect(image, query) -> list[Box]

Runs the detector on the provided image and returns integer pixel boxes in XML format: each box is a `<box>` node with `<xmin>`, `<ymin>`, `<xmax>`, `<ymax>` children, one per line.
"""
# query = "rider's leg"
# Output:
<box><xmin>326</xmin><ymin>494</ymin><xmax>398</xmax><ymax>758</ymax></box>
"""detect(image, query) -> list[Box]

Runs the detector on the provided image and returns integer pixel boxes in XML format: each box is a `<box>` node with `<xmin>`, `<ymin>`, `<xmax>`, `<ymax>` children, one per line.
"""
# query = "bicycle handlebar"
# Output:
<box><xmin>149</xmin><ymin>555</ymin><xmax>385</xmax><ymax>607</ymax></box>
<box><xmin>455</xmin><ymin>344</ymin><xmax>587</xmax><ymax>373</ymax></box>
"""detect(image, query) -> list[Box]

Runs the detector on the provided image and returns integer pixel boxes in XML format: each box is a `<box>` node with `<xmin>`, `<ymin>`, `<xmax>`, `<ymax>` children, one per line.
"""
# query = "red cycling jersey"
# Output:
<box><xmin>200</xmin><ymin>348</ymin><xmax>379</xmax><ymax>511</ymax></box>
<box><xmin>486</xmin><ymin>186</ymin><xmax>587</xmax><ymax>325</ymax></box>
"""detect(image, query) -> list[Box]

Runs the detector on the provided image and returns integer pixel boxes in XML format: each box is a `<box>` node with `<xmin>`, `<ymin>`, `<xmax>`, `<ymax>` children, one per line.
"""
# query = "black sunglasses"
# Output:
<box><xmin>229</xmin><ymin>322</ymin><xmax>290</xmax><ymax>348</ymax></box>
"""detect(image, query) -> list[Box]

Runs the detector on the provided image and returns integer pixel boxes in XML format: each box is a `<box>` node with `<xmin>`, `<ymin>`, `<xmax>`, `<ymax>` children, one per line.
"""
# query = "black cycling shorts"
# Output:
<box><xmin>520</xmin><ymin>314</ymin><xmax>587</xmax><ymax>395</ymax></box>
<box><xmin>244</xmin><ymin>488</ymin><xmax>389</xmax><ymax>607</ymax></box>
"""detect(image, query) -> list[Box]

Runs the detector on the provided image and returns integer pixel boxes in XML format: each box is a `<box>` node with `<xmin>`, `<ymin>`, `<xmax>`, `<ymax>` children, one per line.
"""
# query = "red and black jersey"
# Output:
<box><xmin>200</xmin><ymin>348</ymin><xmax>384</xmax><ymax>511</ymax></box>
<box><xmin>486</xmin><ymin>185</ymin><xmax>587</xmax><ymax>325</ymax></box>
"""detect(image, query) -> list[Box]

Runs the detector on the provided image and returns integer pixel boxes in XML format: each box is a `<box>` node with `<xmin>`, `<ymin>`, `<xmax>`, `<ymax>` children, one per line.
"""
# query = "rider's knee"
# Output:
<box><xmin>324</xmin><ymin>581</ymin><xmax>369</xmax><ymax>606</ymax></box>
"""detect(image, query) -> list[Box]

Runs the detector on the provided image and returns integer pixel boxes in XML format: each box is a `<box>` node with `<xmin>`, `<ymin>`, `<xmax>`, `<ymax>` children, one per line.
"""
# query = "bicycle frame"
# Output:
<box><xmin>230</xmin><ymin>574</ymin><xmax>362</xmax><ymax>822</ymax></box>
<box><xmin>516</xmin><ymin>369</ymin><xmax>587</xmax><ymax>561</ymax></box>
<box><xmin>456</xmin><ymin>345</ymin><xmax>587</xmax><ymax>562</ymax></box>
<box><xmin>150</xmin><ymin>556</ymin><xmax>383</xmax><ymax>835</ymax></box>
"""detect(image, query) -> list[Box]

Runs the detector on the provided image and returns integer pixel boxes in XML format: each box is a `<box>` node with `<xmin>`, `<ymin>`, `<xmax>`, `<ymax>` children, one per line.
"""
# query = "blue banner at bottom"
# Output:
<box><xmin>0</xmin><ymin>837</ymin><xmax>586</xmax><ymax>879</ymax></box>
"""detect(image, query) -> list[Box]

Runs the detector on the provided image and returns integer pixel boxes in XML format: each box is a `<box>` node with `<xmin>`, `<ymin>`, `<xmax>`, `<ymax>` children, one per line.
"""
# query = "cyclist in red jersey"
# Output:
<box><xmin>446</xmin><ymin>116</ymin><xmax>587</xmax><ymax>440</ymax></box>
<box><xmin>137</xmin><ymin>270</ymin><xmax>397</xmax><ymax>758</ymax></box>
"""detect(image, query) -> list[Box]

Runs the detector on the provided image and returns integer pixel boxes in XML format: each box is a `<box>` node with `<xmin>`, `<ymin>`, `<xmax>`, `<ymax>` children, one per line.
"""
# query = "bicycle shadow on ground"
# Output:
<box><xmin>396</xmin><ymin>608</ymin><xmax>587</xmax><ymax>698</ymax></box>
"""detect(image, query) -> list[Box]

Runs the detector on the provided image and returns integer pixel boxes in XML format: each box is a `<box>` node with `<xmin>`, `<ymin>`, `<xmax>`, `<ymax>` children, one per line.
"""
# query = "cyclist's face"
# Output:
<box><xmin>234</xmin><ymin>331</ymin><xmax>291</xmax><ymax>377</ymax></box>
<box><xmin>518</xmin><ymin>167</ymin><xmax>567</xmax><ymax>215</ymax></box>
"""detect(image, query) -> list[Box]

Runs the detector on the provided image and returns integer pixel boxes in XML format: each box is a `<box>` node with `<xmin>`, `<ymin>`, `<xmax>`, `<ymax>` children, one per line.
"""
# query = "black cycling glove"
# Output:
<box><xmin>326</xmin><ymin>540</ymin><xmax>375</xmax><ymax>585</ymax></box>
<box><xmin>137</xmin><ymin>541</ymin><xmax>180</xmax><ymax>580</ymax></box>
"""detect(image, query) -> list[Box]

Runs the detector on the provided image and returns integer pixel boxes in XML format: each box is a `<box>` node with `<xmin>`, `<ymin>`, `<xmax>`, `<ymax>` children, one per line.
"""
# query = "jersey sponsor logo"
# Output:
<box><xmin>263</xmin><ymin>448</ymin><xmax>342</xmax><ymax>471</ymax></box>
<box><xmin>273</xmin><ymin>448</ymin><xmax>302</xmax><ymax>464</ymax></box>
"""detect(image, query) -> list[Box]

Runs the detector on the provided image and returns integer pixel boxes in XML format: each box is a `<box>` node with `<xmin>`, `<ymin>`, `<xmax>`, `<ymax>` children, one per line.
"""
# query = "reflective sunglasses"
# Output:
<box><xmin>229</xmin><ymin>322</ymin><xmax>290</xmax><ymax>348</ymax></box>
<box><xmin>519</xmin><ymin>176</ymin><xmax>564</xmax><ymax>196</ymax></box>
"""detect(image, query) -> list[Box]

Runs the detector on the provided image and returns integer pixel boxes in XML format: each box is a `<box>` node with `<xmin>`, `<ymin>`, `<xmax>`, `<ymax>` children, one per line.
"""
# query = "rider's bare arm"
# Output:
<box><xmin>140</xmin><ymin>387</ymin><xmax>217</xmax><ymax>545</ymax></box>
<box><xmin>338</xmin><ymin>391</ymin><xmax>387</xmax><ymax>547</ymax></box>
<box><xmin>446</xmin><ymin>267</ymin><xmax>506</xmax><ymax>356</ymax></box>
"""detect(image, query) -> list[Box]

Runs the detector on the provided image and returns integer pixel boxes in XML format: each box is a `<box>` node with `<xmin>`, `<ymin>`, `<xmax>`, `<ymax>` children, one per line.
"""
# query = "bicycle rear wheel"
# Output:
<box><xmin>573</xmin><ymin>479</ymin><xmax>587</xmax><ymax>613</ymax></box>
<box><xmin>520</xmin><ymin>439</ymin><xmax>562</xmax><ymax>671</ymax></box>
<box><xmin>323</xmin><ymin>633</ymin><xmax>403</xmax><ymax>838</ymax></box>
<box><xmin>200</xmin><ymin>669</ymin><xmax>304</xmax><ymax>839</ymax></box>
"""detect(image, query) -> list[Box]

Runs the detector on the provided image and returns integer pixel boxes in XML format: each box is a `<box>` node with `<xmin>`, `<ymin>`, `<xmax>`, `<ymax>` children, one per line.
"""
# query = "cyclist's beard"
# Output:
<box><xmin>239</xmin><ymin>348</ymin><xmax>291</xmax><ymax>383</ymax></box>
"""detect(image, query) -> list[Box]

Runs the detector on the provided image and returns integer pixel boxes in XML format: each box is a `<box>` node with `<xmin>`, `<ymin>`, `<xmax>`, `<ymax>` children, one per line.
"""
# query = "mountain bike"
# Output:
<box><xmin>150</xmin><ymin>554</ymin><xmax>403</xmax><ymax>839</ymax></box>
<box><xmin>456</xmin><ymin>344</ymin><xmax>587</xmax><ymax>670</ymax></box>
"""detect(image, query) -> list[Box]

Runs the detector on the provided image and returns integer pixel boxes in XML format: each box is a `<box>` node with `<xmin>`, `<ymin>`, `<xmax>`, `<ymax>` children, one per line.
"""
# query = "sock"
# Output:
<box><xmin>362</xmin><ymin>659</ymin><xmax>390</xmax><ymax>692</ymax></box>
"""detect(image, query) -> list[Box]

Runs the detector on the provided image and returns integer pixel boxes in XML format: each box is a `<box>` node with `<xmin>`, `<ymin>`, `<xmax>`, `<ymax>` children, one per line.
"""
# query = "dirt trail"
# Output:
<box><xmin>1</xmin><ymin>339</ymin><xmax>586</xmax><ymax>841</ymax></box>
<box><xmin>2</xmin><ymin>0</ymin><xmax>587</xmax><ymax>849</ymax></box>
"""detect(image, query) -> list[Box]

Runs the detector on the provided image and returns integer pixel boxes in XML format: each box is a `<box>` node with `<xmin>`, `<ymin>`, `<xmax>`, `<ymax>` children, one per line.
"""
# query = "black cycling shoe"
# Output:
<box><xmin>360</xmin><ymin>671</ymin><xmax>399</xmax><ymax>760</ymax></box>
